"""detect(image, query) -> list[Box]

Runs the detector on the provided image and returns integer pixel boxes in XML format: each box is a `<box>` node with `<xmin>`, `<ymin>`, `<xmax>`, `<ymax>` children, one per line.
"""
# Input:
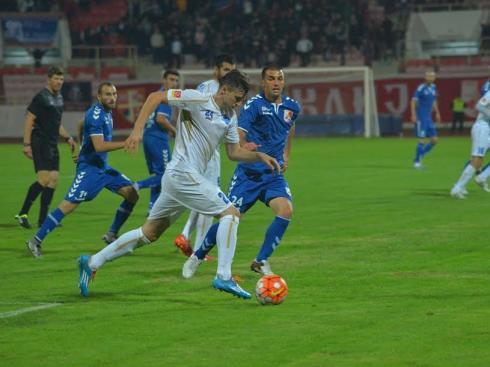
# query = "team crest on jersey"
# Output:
<box><xmin>172</xmin><ymin>90</ymin><xmax>182</xmax><ymax>98</ymax></box>
<box><xmin>283</xmin><ymin>109</ymin><xmax>294</xmax><ymax>122</ymax></box>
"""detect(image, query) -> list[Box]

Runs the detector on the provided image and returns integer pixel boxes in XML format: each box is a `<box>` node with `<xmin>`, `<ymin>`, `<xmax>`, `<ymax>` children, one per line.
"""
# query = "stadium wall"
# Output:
<box><xmin>0</xmin><ymin>74</ymin><xmax>487</xmax><ymax>138</ymax></box>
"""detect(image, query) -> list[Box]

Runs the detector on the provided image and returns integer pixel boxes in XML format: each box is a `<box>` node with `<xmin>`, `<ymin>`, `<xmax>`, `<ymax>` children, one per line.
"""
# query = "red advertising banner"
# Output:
<box><xmin>288</xmin><ymin>76</ymin><xmax>486</xmax><ymax>123</ymax></box>
<box><xmin>111</xmin><ymin>77</ymin><xmax>488</xmax><ymax>130</ymax></box>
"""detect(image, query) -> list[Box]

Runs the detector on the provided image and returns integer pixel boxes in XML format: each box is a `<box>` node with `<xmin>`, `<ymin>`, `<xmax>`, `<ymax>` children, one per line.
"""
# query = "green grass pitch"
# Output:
<box><xmin>1</xmin><ymin>137</ymin><xmax>490</xmax><ymax>366</ymax></box>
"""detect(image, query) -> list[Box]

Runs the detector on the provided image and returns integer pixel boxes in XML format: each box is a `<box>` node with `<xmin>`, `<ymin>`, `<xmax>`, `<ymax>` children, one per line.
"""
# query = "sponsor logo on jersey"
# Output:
<box><xmin>261</xmin><ymin>106</ymin><xmax>272</xmax><ymax>115</ymax></box>
<box><xmin>284</xmin><ymin>109</ymin><xmax>293</xmax><ymax>122</ymax></box>
<box><xmin>172</xmin><ymin>90</ymin><xmax>182</xmax><ymax>98</ymax></box>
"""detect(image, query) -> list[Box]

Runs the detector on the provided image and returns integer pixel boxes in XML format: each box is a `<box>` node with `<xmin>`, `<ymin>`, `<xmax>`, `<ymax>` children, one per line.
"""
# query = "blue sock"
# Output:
<box><xmin>422</xmin><ymin>143</ymin><xmax>434</xmax><ymax>156</ymax></box>
<box><xmin>109</xmin><ymin>200</ymin><xmax>135</xmax><ymax>234</ymax></box>
<box><xmin>34</xmin><ymin>208</ymin><xmax>65</xmax><ymax>243</ymax></box>
<box><xmin>256</xmin><ymin>216</ymin><xmax>290</xmax><ymax>262</ymax></box>
<box><xmin>195</xmin><ymin>222</ymin><xmax>219</xmax><ymax>260</ymax></box>
<box><xmin>136</xmin><ymin>174</ymin><xmax>162</xmax><ymax>190</ymax></box>
<box><xmin>414</xmin><ymin>143</ymin><xmax>424</xmax><ymax>163</ymax></box>
<box><xmin>149</xmin><ymin>185</ymin><xmax>161</xmax><ymax>211</ymax></box>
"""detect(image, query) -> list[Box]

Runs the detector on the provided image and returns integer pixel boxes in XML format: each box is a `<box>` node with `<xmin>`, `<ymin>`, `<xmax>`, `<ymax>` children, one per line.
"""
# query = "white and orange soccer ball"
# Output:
<box><xmin>255</xmin><ymin>274</ymin><xmax>288</xmax><ymax>305</ymax></box>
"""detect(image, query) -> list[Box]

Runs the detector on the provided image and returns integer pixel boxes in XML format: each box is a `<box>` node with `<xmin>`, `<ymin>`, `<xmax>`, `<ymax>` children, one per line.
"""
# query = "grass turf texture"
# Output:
<box><xmin>1</xmin><ymin>137</ymin><xmax>489</xmax><ymax>366</ymax></box>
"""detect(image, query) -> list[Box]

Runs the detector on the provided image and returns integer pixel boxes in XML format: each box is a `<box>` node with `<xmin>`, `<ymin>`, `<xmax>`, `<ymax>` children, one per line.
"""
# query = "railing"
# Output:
<box><xmin>70</xmin><ymin>45</ymin><xmax>138</xmax><ymax>74</ymax></box>
<box><xmin>410</xmin><ymin>1</ymin><xmax>481</xmax><ymax>12</ymax></box>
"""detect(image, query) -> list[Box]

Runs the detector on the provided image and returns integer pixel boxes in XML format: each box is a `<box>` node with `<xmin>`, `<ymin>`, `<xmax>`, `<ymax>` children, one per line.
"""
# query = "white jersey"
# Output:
<box><xmin>476</xmin><ymin>91</ymin><xmax>490</xmax><ymax>124</ymax></box>
<box><xmin>197</xmin><ymin>79</ymin><xmax>219</xmax><ymax>95</ymax></box>
<box><xmin>166</xmin><ymin>89</ymin><xmax>238</xmax><ymax>175</ymax></box>
<box><xmin>196</xmin><ymin>79</ymin><xmax>221</xmax><ymax>181</ymax></box>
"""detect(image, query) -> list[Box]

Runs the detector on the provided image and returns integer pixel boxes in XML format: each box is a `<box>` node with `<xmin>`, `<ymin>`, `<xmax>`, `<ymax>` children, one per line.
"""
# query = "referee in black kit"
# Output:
<box><xmin>15</xmin><ymin>66</ymin><xmax>76</xmax><ymax>228</ymax></box>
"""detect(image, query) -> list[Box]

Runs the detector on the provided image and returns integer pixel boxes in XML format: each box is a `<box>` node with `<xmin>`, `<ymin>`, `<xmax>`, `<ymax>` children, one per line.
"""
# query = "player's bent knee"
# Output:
<box><xmin>120</xmin><ymin>186</ymin><xmax>139</xmax><ymax>203</ymax></box>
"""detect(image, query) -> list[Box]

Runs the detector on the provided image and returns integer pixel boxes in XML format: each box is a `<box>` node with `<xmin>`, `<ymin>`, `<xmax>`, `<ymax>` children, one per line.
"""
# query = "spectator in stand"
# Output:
<box><xmin>150</xmin><ymin>25</ymin><xmax>165</xmax><ymax>64</ymax></box>
<box><xmin>296</xmin><ymin>31</ymin><xmax>313</xmax><ymax>66</ymax></box>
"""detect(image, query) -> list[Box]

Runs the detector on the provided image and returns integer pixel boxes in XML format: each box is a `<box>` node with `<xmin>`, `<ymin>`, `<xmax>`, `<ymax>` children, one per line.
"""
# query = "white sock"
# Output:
<box><xmin>477</xmin><ymin>165</ymin><xmax>490</xmax><ymax>181</ymax></box>
<box><xmin>182</xmin><ymin>211</ymin><xmax>199</xmax><ymax>239</ymax></box>
<box><xmin>216</xmin><ymin>215</ymin><xmax>239</xmax><ymax>280</ymax></box>
<box><xmin>454</xmin><ymin>164</ymin><xmax>476</xmax><ymax>190</ymax></box>
<box><xmin>193</xmin><ymin>214</ymin><xmax>214</xmax><ymax>252</ymax></box>
<box><xmin>89</xmin><ymin>227</ymin><xmax>151</xmax><ymax>270</ymax></box>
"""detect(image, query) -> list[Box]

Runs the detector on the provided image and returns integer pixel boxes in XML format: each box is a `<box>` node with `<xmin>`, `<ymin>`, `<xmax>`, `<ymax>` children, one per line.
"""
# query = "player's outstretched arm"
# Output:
<box><xmin>225</xmin><ymin>142</ymin><xmax>281</xmax><ymax>173</ymax></box>
<box><xmin>91</xmin><ymin>135</ymin><xmax>125</xmax><ymax>153</ymax></box>
<box><xmin>22</xmin><ymin>111</ymin><xmax>36</xmax><ymax>159</ymax></box>
<box><xmin>126</xmin><ymin>91</ymin><xmax>168</xmax><ymax>152</ymax></box>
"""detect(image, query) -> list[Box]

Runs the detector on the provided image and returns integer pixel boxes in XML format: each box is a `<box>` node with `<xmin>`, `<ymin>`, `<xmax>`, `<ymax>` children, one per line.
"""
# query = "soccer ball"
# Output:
<box><xmin>255</xmin><ymin>274</ymin><xmax>288</xmax><ymax>305</ymax></box>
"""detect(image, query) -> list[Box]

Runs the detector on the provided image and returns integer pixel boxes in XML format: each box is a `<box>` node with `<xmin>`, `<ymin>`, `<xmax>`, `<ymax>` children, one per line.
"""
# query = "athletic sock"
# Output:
<box><xmin>194</xmin><ymin>214</ymin><xmax>214</xmax><ymax>252</ymax></box>
<box><xmin>414</xmin><ymin>143</ymin><xmax>424</xmax><ymax>163</ymax></box>
<box><xmin>216</xmin><ymin>215</ymin><xmax>239</xmax><ymax>280</ymax></box>
<box><xmin>19</xmin><ymin>181</ymin><xmax>44</xmax><ymax>215</ymax></box>
<box><xmin>256</xmin><ymin>216</ymin><xmax>290</xmax><ymax>262</ymax></box>
<box><xmin>109</xmin><ymin>200</ymin><xmax>136</xmax><ymax>235</ymax></box>
<box><xmin>422</xmin><ymin>142</ymin><xmax>434</xmax><ymax>156</ymax></box>
<box><xmin>38</xmin><ymin>187</ymin><xmax>55</xmax><ymax>225</ymax></box>
<box><xmin>182</xmin><ymin>210</ymin><xmax>199</xmax><ymax>239</ymax></box>
<box><xmin>149</xmin><ymin>185</ymin><xmax>161</xmax><ymax>211</ymax></box>
<box><xmin>454</xmin><ymin>164</ymin><xmax>476</xmax><ymax>190</ymax></box>
<box><xmin>89</xmin><ymin>227</ymin><xmax>151</xmax><ymax>270</ymax></box>
<box><xmin>194</xmin><ymin>222</ymin><xmax>219</xmax><ymax>260</ymax></box>
<box><xmin>34</xmin><ymin>208</ymin><xmax>65</xmax><ymax>243</ymax></box>
<box><xmin>136</xmin><ymin>174</ymin><xmax>162</xmax><ymax>190</ymax></box>
<box><xmin>476</xmin><ymin>163</ymin><xmax>490</xmax><ymax>181</ymax></box>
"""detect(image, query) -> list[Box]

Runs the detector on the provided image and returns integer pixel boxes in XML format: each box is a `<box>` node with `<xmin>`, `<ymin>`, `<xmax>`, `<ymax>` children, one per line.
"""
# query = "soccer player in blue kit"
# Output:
<box><xmin>411</xmin><ymin>71</ymin><xmax>441</xmax><ymax>169</ymax></box>
<box><xmin>133</xmin><ymin>70</ymin><xmax>179</xmax><ymax>211</ymax></box>
<box><xmin>183</xmin><ymin>64</ymin><xmax>300</xmax><ymax>277</ymax></box>
<box><xmin>26</xmin><ymin>82</ymin><xmax>139</xmax><ymax>257</ymax></box>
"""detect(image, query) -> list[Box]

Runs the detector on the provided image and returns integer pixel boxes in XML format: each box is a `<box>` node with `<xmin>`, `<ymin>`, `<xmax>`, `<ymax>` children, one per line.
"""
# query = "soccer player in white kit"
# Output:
<box><xmin>174</xmin><ymin>54</ymin><xmax>236</xmax><ymax>257</ymax></box>
<box><xmin>450</xmin><ymin>90</ymin><xmax>490</xmax><ymax>198</ymax></box>
<box><xmin>77</xmin><ymin>70</ymin><xmax>280</xmax><ymax>299</ymax></box>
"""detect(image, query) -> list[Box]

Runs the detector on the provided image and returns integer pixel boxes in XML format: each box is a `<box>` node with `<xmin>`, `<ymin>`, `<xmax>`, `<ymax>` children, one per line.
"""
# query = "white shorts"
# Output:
<box><xmin>471</xmin><ymin>120</ymin><xmax>490</xmax><ymax>157</ymax></box>
<box><xmin>148</xmin><ymin>169</ymin><xmax>232</xmax><ymax>223</ymax></box>
<box><xmin>204</xmin><ymin>150</ymin><xmax>221</xmax><ymax>186</ymax></box>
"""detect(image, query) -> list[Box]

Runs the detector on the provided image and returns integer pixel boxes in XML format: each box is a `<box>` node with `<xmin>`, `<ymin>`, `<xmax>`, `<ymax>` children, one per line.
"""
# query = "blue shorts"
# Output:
<box><xmin>227</xmin><ymin>167</ymin><xmax>292</xmax><ymax>213</ymax></box>
<box><xmin>65</xmin><ymin>165</ymin><xmax>133</xmax><ymax>203</ymax></box>
<box><xmin>143</xmin><ymin>135</ymin><xmax>171</xmax><ymax>175</ymax></box>
<box><xmin>415</xmin><ymin>120</ymin><xmax>437</xmax><ymax>138</ymax></box>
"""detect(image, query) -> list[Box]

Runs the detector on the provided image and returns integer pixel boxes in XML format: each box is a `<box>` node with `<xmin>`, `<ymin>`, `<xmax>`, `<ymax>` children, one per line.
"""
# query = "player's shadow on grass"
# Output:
<box><xmin>411</xmin><ymin>189</ymin><xmax>449</xmax><ymax>197</ymax></box>
<box><xmin>0</xmin><ymin>223</ymin><xmax>19</xmax><ymax>228</ymax></box>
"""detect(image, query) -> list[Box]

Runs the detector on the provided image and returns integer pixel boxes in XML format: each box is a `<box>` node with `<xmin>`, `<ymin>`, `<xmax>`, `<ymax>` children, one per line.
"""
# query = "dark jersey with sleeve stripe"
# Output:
<box><xmin>27</xmin><ymin>87</ymin><xmax>64</xmax><ymax>145</ymax></box>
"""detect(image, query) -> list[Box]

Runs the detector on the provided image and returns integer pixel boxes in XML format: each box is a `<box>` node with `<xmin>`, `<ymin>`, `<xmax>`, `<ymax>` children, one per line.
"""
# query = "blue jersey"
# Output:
<box><xmin>413</xmin><ymin>83</ymin><xmax>437</xmax><ymax>124</ymax></box>
<box><xmin>238</xmin><ymin>93</ymin><xmax>300</xmax><ymax>172</ymax></box>
<box><xmin>481</xmin><ymin>80</ymin><xmax>490</xmax><ymax>97</ymax></box>
<box><xmin>78</xmin><ymin>103</ymin><xmax>113</xmax><ymax>169</ymax></box>
<box><xmin>144</xmin><ymin>88</ymin><xmax>172</xmax><ymax>140</ymax></box>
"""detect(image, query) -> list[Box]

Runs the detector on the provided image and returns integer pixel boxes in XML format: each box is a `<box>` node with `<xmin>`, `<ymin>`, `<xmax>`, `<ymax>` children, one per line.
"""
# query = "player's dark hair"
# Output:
<box><xmin>162</xmin><ymin>69</ymin><xmax>180</xmax><ymax>79</ymax></box>
<box><xmin>47</xmin><ymin>66</ymin><xmax>64</xmax><ymax>78</ymax></box>
<box><xmin>215</xmin><ymin>54</ymin><xmax>235</xmax><ymax>68</ymax></box>
<box><xmin>97</xmin><ymin>81</ymin><xmax>116</xmax><ymax>95</ymax></box>
<box><xmin>219</xmin><ymin>69</ymin><xmax>249</xmax><ymax>94</ymax></box>
<box><xmin>261</xmin><ymin>64</ymin><xmax>283</xmax><ymax>79</ymax></box>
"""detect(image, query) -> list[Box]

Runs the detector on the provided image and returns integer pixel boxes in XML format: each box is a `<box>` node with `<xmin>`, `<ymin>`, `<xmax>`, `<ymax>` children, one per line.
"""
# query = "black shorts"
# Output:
<box><xmin>31</xmin><ymin>138</ymin><xmax>59</xmax><ymax>172</ymax></box>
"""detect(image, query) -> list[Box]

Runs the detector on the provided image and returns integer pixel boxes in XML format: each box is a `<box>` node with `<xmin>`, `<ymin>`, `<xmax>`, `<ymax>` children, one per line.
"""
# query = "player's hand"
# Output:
<box><xmin>435</xmin><ymin>112</ymin><xmax>441</xmax><ymax>123</ymax></box>
<box><xmin>282</xmin><ymin>157</ymin><xmax>289</xmax><ymax>173</ymax></box>
<box><xmin>243</xmin><ymin>142</ymin><xmax>261</xmax><ymax>151</ymax></box>
<box><xmin>125</xmin><ymin>130</ymin><xmax>142</xmax><ymax>153</ymax></box>
<box><xmin>67</xmin><ymin>137</ymin><xmax>76</xmax><ymax>153</ymax></box>
<box><xmin>257</xmin><ymin>152</ymin><xmax>281</xmax><ymax>173</ymax></box>
<box><xmin>23</xmin><ymin>145</ymin><xmax>33</xmax><ymax>159</ymax></box>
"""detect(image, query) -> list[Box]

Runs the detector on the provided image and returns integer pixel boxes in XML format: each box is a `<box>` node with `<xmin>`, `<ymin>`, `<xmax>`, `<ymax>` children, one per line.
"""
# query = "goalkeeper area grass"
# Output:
<box><xmin>1</xmin><ymin>137</ymin><xmax>489</xmax><ymax>366</ymax></box>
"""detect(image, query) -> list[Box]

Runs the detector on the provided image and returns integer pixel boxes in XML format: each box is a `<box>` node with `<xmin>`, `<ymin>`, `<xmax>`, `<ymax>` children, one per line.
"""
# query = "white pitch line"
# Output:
<box><xmin>0</xmin><ymin>303</ymin><xmax>62</xmax><ymax>319</ymax></box>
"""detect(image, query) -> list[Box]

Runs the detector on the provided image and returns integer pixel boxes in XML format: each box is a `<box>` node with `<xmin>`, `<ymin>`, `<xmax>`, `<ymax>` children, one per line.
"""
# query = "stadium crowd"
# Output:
<box><xmin>1</xmin><ymin>0</ymin><xmax>410</xmax><ymax>68</ymax></box>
